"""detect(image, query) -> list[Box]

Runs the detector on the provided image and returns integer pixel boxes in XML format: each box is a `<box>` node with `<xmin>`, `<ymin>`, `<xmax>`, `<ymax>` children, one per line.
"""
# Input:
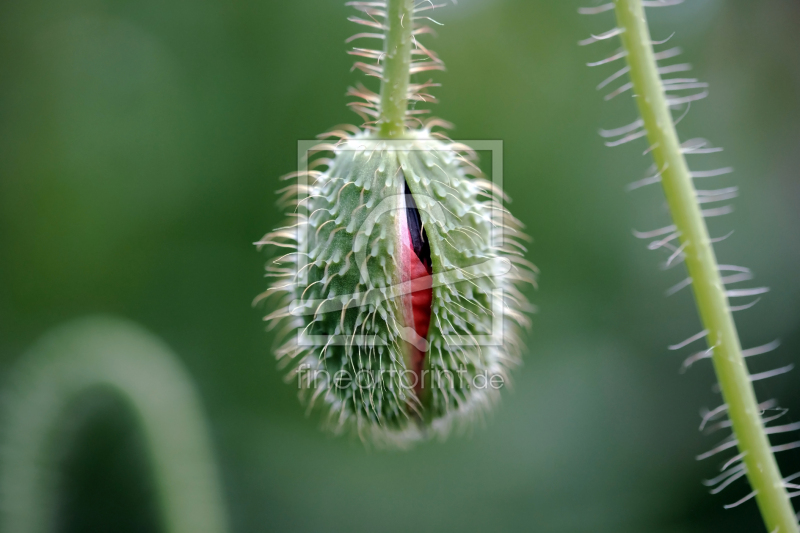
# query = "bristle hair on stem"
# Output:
<box><xmin>581</xmin><ymin>0</ymin><xmax>798</xmax><ymax>531</ymax></box>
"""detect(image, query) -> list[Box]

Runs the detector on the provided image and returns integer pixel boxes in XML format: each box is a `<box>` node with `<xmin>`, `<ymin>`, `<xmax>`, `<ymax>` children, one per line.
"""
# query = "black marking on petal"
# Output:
<box><xmin>404</xmin><ymin>178</ymin><xmax>432</xmax><ymax>272</ymax></box>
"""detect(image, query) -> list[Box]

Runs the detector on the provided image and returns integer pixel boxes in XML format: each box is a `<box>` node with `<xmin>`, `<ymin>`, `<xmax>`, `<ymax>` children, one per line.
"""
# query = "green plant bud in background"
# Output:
<box><xmin>257</xmin><ymin>0</ymin><xmax>535</xmax><ymax>448</ymax></box>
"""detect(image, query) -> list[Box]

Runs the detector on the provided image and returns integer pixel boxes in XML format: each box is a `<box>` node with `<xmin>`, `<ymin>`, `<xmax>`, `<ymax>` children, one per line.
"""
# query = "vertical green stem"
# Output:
<box><xmin>613</xmin><ymin>2</ymin><xmax>797</xmax><ymax>531</ymax></box>
<box><xmin>377</xmin><ymin>0</ymin><xmax>414</xmax><ymax>138</ymax></box>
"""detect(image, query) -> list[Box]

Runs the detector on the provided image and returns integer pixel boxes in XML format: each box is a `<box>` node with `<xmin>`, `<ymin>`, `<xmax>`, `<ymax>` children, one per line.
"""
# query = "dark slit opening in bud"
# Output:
<box><xmin>403</xmin><ymin>179</ymin><xmax>433</xmax><ymax>394</ymax></box>
<box><xmin>404</xmin><ymin>180</ymin><xmax>432</xmax><ymax>271</ymax></box>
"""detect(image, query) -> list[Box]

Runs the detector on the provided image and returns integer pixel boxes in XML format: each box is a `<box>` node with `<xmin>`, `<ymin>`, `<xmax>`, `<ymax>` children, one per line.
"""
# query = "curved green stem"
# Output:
<box><xmin>613</xmin><ymin>1</ymin><xmax>798</xmax><ymax>531</ymax></box>
<box><xmin>377</xmin><ymin>0</ymin><xmax>414</xmax><ymax>138</ymax></box>
<box><xmin>0</xmin><ymin>317</ymin><xmax>228</xmax><ymax>533</ymax></box>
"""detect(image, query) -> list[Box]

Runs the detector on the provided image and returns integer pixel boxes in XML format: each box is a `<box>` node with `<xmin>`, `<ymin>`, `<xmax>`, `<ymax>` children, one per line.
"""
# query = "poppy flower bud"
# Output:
<box><xmin>257</xmin><ymin>0</ymin><xmax>534</xmax><ymax>447</ymax></box>
<box><xmin>259</xmin><ymin>131</ymin><xmax>533</xmax><ymax>447</ymax></box>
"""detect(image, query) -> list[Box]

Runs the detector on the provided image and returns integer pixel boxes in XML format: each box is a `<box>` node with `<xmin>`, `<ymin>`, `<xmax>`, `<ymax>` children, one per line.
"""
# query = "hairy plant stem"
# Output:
<box><xmin>377</xmin><ymin>0</ymin><xmax>414</xmax><ymax>138</ymax></box>
<box><xmin>613</xmin><ymin>1</ymin><xmax>798</xmax><ymax>531</ymax></box>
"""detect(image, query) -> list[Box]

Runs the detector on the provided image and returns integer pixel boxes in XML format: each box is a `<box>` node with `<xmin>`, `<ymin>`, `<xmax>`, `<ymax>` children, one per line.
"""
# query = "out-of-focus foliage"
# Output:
<box><xmin>0</xmin><ymin>0</ymin><xmax>798</xmax><ymax>531</ymax></box>
<box><xmin>0</xmin><ymin>317</ymin><xmax>227</xmax><ymax>533</ymax></box>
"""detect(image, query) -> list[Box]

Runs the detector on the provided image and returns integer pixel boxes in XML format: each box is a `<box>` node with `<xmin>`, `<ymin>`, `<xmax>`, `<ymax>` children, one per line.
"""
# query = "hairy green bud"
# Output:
<box><xmin>257</xmin><ymin>1</ymin><xmax>534</xmax><ymax>448</ymax></box>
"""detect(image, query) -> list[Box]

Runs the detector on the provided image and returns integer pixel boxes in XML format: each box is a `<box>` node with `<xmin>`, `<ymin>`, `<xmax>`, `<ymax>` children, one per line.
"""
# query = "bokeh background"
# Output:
<box><xmin>1</xmin><ymin>0</ymin><xmax>799</xmax><ymax>531</ymax></box>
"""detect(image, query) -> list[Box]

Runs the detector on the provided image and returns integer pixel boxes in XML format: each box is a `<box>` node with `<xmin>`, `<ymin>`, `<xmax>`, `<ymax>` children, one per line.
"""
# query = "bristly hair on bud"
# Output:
<box><xmin>256</xmin><ymin>0</ymin><xmax>536</xmax><ymax>448</ymax></box>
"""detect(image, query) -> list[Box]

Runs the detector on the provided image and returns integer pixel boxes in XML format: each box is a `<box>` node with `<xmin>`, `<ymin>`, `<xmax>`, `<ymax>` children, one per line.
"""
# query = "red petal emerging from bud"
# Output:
<box><xmin>401</xmin><ymin>184</ymin><xmax>433</xmax><ymax>393</ymax></box>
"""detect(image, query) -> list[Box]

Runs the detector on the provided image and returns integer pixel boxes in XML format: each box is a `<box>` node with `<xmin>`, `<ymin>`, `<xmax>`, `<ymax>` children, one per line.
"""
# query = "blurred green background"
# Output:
<box><xmin>1</xmin><ymin>0</ymin><xmax>799</xmax><ymax>531</ymax></box>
